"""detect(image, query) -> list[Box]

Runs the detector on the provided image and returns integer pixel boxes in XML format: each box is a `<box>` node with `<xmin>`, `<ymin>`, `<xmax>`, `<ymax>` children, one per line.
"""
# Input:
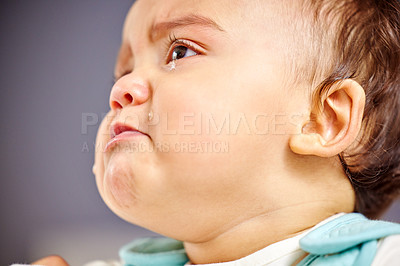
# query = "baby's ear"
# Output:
<box><xmin>289</xmin><ymin>79</ymin><xmax>365</xmax><ymax>157</ymax></box>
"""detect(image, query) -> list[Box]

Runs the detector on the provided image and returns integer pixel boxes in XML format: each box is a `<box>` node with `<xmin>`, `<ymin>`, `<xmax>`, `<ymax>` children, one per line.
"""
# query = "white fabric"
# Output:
<box><xmin>372</xmin><ymin>234</ymin><xmax>400</xmax><ymax>266</ymax></box>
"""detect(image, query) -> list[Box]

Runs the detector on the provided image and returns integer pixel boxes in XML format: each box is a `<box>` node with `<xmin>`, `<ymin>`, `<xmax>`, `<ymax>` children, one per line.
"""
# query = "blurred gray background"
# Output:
<box><xmin>0</xmin><ymin>1</ymin><xmax>399</xmax><ymax>265</ymax></box>
<box><xmin>0</xmin><ymin>1</ymin><xmax>160</xmax><ymax>265</ymax></box>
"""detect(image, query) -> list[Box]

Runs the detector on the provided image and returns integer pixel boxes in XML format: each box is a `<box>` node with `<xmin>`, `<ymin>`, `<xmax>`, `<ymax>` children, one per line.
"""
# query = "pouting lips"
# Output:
<box><xmin>110</xmin><ymin>123</ymin><xmax>147</xmax><ymax>138</ymax></box>
<box><xmin>104</xmin><ymin>123</ymin><xmax>151</xmax><ymax>152</ymax></box>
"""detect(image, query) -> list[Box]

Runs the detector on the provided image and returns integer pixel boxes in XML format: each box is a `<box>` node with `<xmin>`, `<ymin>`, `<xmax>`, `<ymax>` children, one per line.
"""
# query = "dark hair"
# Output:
<box><xmin>307</xmin><ymin>0</ymin><xmax>400</xmax><ymax>218</ymax></box>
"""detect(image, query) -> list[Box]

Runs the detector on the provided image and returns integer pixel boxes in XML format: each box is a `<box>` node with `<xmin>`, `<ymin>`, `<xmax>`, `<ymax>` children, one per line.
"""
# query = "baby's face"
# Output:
<box><xmin>94</xmin><ymin>0</ymin><xmax>307</xmax><ymax>242</ymax></box>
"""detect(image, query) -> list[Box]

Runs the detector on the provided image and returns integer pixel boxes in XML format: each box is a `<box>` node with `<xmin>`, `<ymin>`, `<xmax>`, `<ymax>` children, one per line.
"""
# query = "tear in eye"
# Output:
<box><xmin>171</xmin><ymin>45</ymin><xmax>197</xmax><ymax>61</ymax></box>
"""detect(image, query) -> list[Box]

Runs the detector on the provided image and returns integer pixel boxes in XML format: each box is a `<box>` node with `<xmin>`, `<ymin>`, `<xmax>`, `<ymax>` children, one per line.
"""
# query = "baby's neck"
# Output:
<box><xmin>184</xmin><ymin>202</ymin><xmax>347</xmax><ymax>264</ymax></box>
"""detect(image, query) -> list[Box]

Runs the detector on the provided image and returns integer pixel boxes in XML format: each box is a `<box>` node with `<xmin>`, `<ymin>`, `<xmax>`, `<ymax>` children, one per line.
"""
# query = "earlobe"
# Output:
<box><xmin>289</xmin><ymin>79</ymin><xmax>366</xmax><ymax>158</ymax></box>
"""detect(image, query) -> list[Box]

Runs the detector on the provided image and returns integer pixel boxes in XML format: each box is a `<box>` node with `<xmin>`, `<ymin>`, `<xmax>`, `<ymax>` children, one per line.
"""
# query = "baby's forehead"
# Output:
<box><xmin>123</xmin><ymin>0</ymin><xmax>302</xmax><ymax>42</ymax></box>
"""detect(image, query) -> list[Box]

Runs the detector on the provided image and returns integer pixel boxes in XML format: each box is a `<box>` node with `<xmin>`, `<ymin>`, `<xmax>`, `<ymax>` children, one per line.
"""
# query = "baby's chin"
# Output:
<box><xmin>101</xmin><ymin>153</ymin><xmax>138</xmax><ymax>207</ymax></box>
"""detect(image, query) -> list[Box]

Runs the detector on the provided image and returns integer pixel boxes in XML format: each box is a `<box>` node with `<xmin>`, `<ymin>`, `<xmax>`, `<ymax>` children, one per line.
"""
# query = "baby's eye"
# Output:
<box><xmin>171</xmin><ymin>45</ymin><xmax>197</xmax><ymax>61</ymax></box>
<box><xmin>166</xmin><ymin>39</ymin><xmax>201</xmax><ymax>65</ymax></box>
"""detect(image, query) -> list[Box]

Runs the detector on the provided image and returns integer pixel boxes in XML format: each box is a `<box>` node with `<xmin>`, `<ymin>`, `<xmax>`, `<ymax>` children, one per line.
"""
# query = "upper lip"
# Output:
<box><xmin>110</xmin><ymin>122</ymin><xmax>148</xmax><ymax>138</ymax></box>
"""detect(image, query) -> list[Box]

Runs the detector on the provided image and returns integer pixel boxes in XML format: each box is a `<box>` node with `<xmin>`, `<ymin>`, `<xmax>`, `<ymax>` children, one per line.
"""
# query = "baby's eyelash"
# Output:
<box><xmin>166</xmin><ymin>33</ymin><xmax>178</xmax><ymax>49</ymax></box>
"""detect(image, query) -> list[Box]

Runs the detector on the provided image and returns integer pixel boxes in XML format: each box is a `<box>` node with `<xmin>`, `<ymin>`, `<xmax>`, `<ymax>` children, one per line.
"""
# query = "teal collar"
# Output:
<box><xmin>119</xmin><ymin>237</ymin><xmax>188</xmax><ymax>266</ymax></box>
<box><xmin>299</xmin><ymin>213</ymin><xmax>400</xmax><ymax>265</ymax></box>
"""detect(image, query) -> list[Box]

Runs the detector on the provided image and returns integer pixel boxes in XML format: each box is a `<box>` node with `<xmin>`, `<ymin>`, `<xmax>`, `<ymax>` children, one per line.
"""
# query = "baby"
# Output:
<box><xmin>26</xmin><ymin>0</ymin><xmax>400</xmax><ymax>265</ymax></box>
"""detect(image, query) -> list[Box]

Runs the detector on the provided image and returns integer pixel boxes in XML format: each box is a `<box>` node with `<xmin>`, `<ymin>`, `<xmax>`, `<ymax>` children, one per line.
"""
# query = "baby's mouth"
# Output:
<box><xmin>105</xmin><ymin>123</ymin><xmax>149</xmax><ymax>152</ymax></box>
<box><xmin>110</xmin><ymin>123</ymin><xmax>141</xmax><ymax>138</ymax></box>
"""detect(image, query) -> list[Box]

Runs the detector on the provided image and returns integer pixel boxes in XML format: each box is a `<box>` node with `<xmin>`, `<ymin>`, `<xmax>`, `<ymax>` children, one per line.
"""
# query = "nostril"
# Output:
<box><xmin>111</xmin><ymin>101</ymin><xmax>123</xmax><ymax>109</ymax></box>
<box><xmin>124</xmin><ymin>93</ymin><xmax>133</xmax><ymax>103</ymax></box>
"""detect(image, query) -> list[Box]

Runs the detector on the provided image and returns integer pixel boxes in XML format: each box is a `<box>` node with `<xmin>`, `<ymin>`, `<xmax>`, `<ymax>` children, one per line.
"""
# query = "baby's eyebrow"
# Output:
<box><xmin>150</xmin><ymin>13</ymin><xmax>225</xmax><ymax>42</ymax></box>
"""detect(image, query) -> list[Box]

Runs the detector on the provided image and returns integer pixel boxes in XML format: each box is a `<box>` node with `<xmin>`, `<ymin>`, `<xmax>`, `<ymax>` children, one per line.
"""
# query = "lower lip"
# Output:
<box><xmin>105</xmin><ymin>131</ymin><xmax>147</xmax><ymax>152</ymax></box>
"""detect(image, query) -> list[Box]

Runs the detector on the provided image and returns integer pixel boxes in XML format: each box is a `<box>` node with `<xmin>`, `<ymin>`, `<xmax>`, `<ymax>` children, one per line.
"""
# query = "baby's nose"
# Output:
<box><xmin>109</xmin><ymin>75</ymin><xmax>150</xmax><ymax>110</ymax></box>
